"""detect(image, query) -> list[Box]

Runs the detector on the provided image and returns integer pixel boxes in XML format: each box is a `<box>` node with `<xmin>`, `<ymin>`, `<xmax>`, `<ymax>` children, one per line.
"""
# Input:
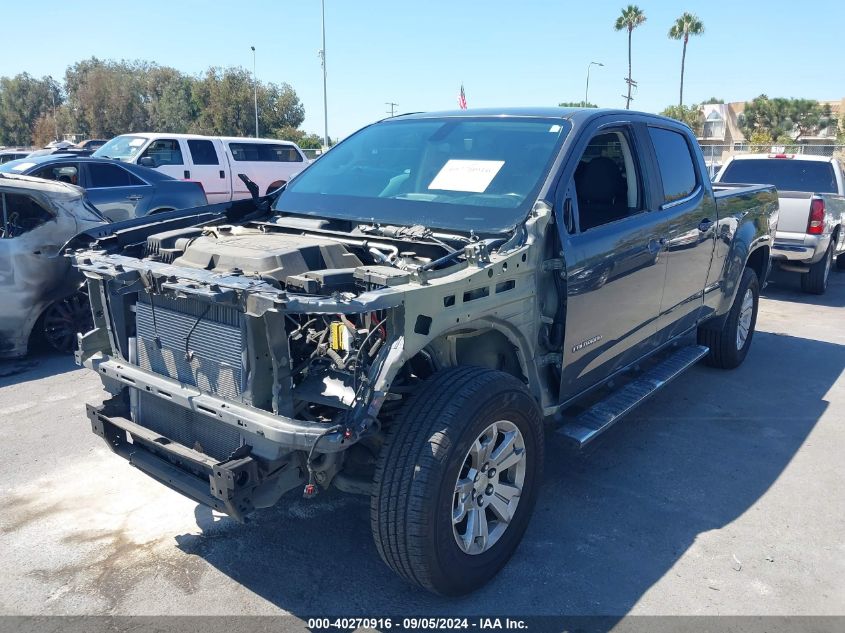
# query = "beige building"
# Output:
<box><xmin>696</xmin><ymin>99</ymin><xmax>844</xmax><ymax>170</ymax></box>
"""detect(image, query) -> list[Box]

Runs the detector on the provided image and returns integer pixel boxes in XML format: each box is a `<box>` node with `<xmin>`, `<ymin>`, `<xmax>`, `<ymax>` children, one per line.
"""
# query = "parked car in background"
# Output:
<box><xmin>26</xmin><ymin>147</ymin><xmax>93</xmax><ymax>158</ymax></box>
<box><xmin>0</xmin><ymin>174</ymin><xmax>106</xmax><ymax>358</ymax></box>
<box><xmin>0</xmin><ymin>149</ymin><xmax>34</xmax><ymax>164</ymax></box>
<box><xmin>716</xmin><ymin>154</ymin><xmax>845</xmax><ymax>294</ymax></box>
<box><xmin>93</xmin><ymin>133</ymin><xmax>310</xmax><ymax>203</ymax></box>
<box><xmin>76</xmin><ymin>139</ymin><xmax>108</xmax><ymax>151</ymax></box>
<box><xmin>0</xmin><ymin>155</ymin><xmax>207</xmax><ymax>222</ymax></box>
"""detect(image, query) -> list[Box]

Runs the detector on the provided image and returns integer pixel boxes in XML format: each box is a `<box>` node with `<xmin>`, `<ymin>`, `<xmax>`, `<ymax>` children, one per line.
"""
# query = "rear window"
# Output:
<box><xmin>720</xmin><ymin>159</ymin><xmax>838</xmax><ymax>194</ymax></box>
<box><xmin>229</xmin><ymin>142</ymin><xmax>302</xmax><ymax>162</ymax></box>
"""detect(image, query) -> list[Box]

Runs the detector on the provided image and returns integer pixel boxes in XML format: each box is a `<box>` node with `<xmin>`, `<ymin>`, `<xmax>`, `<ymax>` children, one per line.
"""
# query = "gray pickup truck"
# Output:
<box><xmin>71</xmin><ymin>108</ymin><xmax>777</xmax><ymax>595</ymax></box>
<box><xmin>716</xmin><ymin>153</ymin><xmax>845</xmax><ymax>294</ymax></box>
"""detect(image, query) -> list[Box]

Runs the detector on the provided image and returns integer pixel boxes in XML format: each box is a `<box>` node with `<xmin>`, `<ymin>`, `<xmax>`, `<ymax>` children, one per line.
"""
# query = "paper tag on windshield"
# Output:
<box><xmin>428</xmin><ymin>159</ymin><xmax>505</xmax><ymax>193</ymax></box>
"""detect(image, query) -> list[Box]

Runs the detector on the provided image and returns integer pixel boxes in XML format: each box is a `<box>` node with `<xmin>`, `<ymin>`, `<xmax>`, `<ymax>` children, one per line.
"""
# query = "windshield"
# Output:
<box><xmin>274</xmin><ymin>117</ymin><xmax>570</xmax><ymax>233</ymax></box>
<box><xmin>721</xmin><ymin>158</ymin><xmax>838</xmax><ymax>194</ymax></box>
<box><xmin>92</xmin><ymin>135</ymin><xmax>148</xmax><ymax>161</ymax></box>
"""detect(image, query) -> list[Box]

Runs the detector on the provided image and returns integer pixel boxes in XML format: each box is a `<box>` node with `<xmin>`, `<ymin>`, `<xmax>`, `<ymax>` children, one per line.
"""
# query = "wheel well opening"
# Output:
<box><xmin>266</xmin><ymin>180</ymin><xmax>287</xmax><ymax>195</ymax></box>
<box><xmin>746</xmin><ymin>245</ymin><xmax>769</xmax><ymax>283</ymax></box>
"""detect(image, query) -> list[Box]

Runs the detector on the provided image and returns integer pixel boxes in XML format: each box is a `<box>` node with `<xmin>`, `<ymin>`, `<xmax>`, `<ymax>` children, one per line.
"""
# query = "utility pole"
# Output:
<box><xmin>251</xmin><ymin>46</ymin><xmax>259</xmax><ymax>138</ymax></box>
<box><xmin>319</xmin><ymin>0</ymin><xmax>329</xmax><ymax>149</ymax></box>
<box><xmin>584</xmin><ymin>62</ymin><xmax>603</xmax><ymax>108</ymax></box>
<box><xmin>386</xmin><ymin>102</ymin><xmax>398</xmax><ymax>117</ymax></box>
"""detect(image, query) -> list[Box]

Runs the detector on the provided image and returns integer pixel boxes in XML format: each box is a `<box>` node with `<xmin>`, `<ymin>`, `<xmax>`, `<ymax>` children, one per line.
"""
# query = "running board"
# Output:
<box><xmin>557</xmin><ymin>345</ymin><xmax>710</xmax><ymax>447</ymax></box>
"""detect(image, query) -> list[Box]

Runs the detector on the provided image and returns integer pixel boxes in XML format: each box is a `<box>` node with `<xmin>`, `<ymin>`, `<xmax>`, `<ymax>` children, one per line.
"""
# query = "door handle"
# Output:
<box><xmin>698</xmin><ymin>218</ymin><xmax>714</xmax><ymax>232</ymax></box>
<box><xmin>126</xmin><ymin>194</ymin><xmax>143</xmax><ymax>201</ymax></box>
<box><xmin>184</xmin><ymin>170</ymin><xmax>191</xmax><ymax>179</ymax></box>
<box><xmin>219</xmin><ymin>170</ymin><xmax>225</xmax><ymax>179</ymax></box>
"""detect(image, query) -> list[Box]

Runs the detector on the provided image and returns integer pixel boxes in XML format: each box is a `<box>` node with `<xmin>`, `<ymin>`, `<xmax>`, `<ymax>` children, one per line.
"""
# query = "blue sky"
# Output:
<box><xmin>2</xmin><ymin>0</ymin><xmax>843</xmax><ymax>139</ymax></box>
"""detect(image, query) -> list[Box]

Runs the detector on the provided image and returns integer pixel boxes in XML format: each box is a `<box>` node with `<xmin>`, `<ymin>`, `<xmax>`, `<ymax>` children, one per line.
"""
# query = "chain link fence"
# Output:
<box><xmin>698</xmin><ymin>143</ymin><xmax>845</xmax><ymax>178</ymax></box>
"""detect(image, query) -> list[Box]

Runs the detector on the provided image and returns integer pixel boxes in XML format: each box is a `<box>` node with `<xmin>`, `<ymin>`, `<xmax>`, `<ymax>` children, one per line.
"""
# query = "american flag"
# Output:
<box><xmin>457</xmin><ymin>84</ymin><xmax>467</xmax><ymax>110</ymax></box>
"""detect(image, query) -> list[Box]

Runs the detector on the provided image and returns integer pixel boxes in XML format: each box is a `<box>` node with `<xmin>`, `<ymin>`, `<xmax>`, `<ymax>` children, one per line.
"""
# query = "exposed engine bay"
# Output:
<box><xmin>73</xmin><ymin>198</ymin><xmax>553</xmax><ymax>520</ymax></box>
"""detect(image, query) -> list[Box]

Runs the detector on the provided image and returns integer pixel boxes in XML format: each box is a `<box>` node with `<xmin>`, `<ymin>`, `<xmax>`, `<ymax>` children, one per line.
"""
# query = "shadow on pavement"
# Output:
<box><xmin>173</xmin><ymin>326</ymin><xmax>843</xmax><ymax>616</ymax></box>
<box><xmin>0</xmin><ymin>350</ymin><xmax>78</xmax><ymax>388</ymax></box>
<box><xmin>762</xmin><ymin>267</ymin><xmax>845</xmax><ymax>308</ymax></box>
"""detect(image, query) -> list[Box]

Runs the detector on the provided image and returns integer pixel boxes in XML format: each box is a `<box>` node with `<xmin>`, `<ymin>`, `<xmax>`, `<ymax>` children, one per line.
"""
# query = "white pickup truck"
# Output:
<box><xmin>716</xmin><ymin>153</ymin><xmax>845</xmax><ymax>294</ymax></box>
<box><xmin>93</xmin><ymin>133</ymin><xmax>310</xmax><ymax>205</ymax></box>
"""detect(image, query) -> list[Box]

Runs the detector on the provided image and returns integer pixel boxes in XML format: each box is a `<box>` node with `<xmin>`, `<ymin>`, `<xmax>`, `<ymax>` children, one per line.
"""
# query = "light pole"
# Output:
<box><xmin>251</xmin><ymin>46</ymin><xmax>258</xmax><ymax>138</ymax></box>
<box><xmin>386</xmin><ymin>102</ymin><xmax>398</xmax><ymax>117</ymax></box>
<box><xmin>584</xmin><ymin>61</ymin><xmax>603</xmax><ymax>108</ymax></box>
<box><xmin>319</xmin><ymin>0</ymin><xmax>329</xmax><ymax>149</ymax></box>
<box><xmin>48</xmin><ymin>75</ymin><xmax>58</xmax><ymax>141</ymax></box>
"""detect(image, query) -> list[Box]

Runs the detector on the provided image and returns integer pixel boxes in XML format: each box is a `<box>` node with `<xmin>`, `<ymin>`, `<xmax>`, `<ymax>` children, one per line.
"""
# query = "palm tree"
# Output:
<box><xmin>669</xmin><ymin>12</ymin><xmax>705</xmax><ymax>107</ymax></box>
<box><xmin>614</xmin><ymin>5</ymin><xmax>647</xmax><ymax>109</ymax></box>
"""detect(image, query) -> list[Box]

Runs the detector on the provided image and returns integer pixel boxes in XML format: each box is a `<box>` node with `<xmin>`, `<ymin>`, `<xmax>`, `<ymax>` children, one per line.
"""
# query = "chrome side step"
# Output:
<box><xmin>557</xmin><ymin>345</ymin><xmax>710</xmax><ymax>447</ymax></box>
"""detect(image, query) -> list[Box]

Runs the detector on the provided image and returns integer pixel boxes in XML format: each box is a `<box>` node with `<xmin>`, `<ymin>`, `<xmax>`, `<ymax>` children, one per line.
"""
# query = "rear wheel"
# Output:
<box><xmin>370</xmin><ymin>367</ymin><xmax>543</xmax><ymax>595</ymax></box>
<box><xmin>801</xmin><ymin>244</ymin><xmax>832</xmax><ymax>294</ymax></box>
<box><xmin>41</xmin><ymin>292</ymin><xmax>92</xmax><ymax>354</ymax></box>
<box><xmin>697</xmin><ymin>267</ymin><xmax>759</xmax><ymax>369</ymax></box>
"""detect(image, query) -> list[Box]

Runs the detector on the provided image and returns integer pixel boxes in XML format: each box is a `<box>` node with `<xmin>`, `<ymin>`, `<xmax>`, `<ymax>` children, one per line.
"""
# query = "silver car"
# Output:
<box><xmin>0</xmin><ymin>174</ymin><xmax>106</xmax><ymax>358</ymax></box>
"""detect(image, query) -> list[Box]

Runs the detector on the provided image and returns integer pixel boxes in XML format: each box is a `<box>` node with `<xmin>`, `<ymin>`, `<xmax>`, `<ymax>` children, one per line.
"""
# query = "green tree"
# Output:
<box><xmin>0</xmin><ymin>73</ymin><xmax>61</xmax><ymax>145</ymax></box>
<box><xmin>614</xmin><ymin>5</ymin><xmax>647</xmax><ymax>110</ymax></box>
<box><xmin>668</xmin><ymin>12</ymin><xmax>704</xmax><ymax>107</ymax></box>
<box><xmin>660</xmin><ymin>104</ymin><xmax>704</xmax><ymax>136</ymax></box>
<box><xmin>64</xmin><ymin>58</ymin><xmax>150</xmax><ymax>138</ymax></box>
<box><xmin>190</xmin><ymin>67</ymin><xmax>304</xmax><ymax>137</ymax></box>
<box><xmin>703</xmin><ymin>97</ymin><xmax>724</xmax><ymax>104</ymax></box>
<box><xmin>740</xmin><ymin>95</ymin><xmax>837</xmax><ymax>142</ymax></box>
<box><xmin>559</xmin><ymin>101</ymin><xmax>598</xmax><ymax>108</ymax></box>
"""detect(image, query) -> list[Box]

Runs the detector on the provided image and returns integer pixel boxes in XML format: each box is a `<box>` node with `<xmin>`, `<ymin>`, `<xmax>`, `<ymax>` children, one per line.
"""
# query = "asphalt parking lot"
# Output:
<box><xmin>1</xmin><ymin>271</ymin><xmax>843</xmax><ymax>618</ymax></box>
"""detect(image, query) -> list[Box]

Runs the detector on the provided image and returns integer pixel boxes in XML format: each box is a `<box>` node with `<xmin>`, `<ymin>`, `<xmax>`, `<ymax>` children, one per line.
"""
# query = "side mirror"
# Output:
<box><xmin>138</xmin><ymin>156</ymin><xmax>155</xmax><ymax>168</ymax></box>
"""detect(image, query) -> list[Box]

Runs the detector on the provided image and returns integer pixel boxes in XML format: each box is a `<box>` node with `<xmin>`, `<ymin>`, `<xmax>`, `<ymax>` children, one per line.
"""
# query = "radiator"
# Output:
<box><xmin>132</xmin><ymin>294</ymin><xmax>245</xmax><ymax>461</ymax></box>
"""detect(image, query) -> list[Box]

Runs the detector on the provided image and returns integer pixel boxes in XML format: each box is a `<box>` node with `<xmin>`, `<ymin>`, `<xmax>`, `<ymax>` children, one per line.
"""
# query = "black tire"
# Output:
<box><xmin>801</xmin><ymin>244</ymin><xmax>832</xmax><ymax>294</ymax></box>
<box><xmin>370</xmin><ymin>366</ymin><xmax>544</xmax><ymax>596</ymax></box>
<box><xmin>697</xmin><ymin>267</ymin><xmax>759</xmax><ymax>370</ymax></box>
<box><xmin>835</xmin><ymin>252</ymin><xmax>845</xmax><ymax>271</ymax></box>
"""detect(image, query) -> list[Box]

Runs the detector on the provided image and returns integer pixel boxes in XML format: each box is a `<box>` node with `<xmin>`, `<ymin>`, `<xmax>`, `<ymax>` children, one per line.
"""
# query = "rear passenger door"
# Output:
<box><xmin>82</xmin><ymin>162</ymin><xmax>152</xmax><ymax>221</ymax></box>
<box><xmin>187</xmin><ymin>139</ymin><xmax>231</xmax><ymax>204</ymax></box>
<box><xmin>647</xmin><ymin>125</ymin><xmax>717</xmax><ymax>341</ymax></box>
<box><xmin>558</xmin><ymin>122</ymin><xmax>668</xmax><ymax>400</ymax></box>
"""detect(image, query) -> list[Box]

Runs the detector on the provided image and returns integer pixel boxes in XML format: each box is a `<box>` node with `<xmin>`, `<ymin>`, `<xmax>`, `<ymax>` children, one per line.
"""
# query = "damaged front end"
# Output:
<box><xmin>73</xmin><ymin>201</ymin><xmax>553</xmax><ymax>521</ymax></box>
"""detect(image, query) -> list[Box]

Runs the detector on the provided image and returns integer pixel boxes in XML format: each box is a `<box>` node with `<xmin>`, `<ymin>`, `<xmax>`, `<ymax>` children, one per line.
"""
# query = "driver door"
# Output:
<box><xmin>557</xmin><ymin>123</ymin><xmax>668</xmax><ymax>401</ymax></box>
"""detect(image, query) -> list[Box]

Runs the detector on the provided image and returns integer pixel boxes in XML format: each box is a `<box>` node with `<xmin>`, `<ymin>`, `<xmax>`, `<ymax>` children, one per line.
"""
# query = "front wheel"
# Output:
<box><xmin>697</xmin><ymin>267</ymin><xmax>759</xmax><ymax>369</ymax></box>
<box><xmin>370</xmin><ymin>367</ymin><xmax>544</xmax><ymax>595</ymax></box>
<box><xmin>41</xmin><ymin>292</ymin><xmax>93</xmax><ymax>354</ymax></box>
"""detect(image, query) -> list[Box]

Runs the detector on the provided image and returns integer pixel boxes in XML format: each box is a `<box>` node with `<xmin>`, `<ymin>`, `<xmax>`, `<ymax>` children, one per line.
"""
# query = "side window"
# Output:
<box><xmin>574</xmin><ymin>131</ymin><xmax>642</xmax><ymax>232</ymax></box>
<box><xmin>187</xmin><ymin>140</ymin><xmax>219</xmax><ymax>165</ymax></box>
<box><xmin>228</xmin><ymin>143</ymin><xmax>303</xmax><ymax>162</ymax></box>
<box><xmin>140</xmin><ymin>139</ymin><xmax>184</xmax><ymax>166</ymax></box>
<box><xmin>267</xmin><ymin>144</ymin><xmax>303</xmax><ymax>162</ymax></box>
<box><xmin>229</xmin><ymin>142</ymin><xmax>261</xmax><ymax>162</ymax></box>
<box><xmin>648</xmin><ymin>127</ymin><xmax>698</xmax><ymax>204</ymax></box>
<box><xmin>87</xmin><ymin>163</ymin><xmax>138</xmax><ymax>188</ymax></box>
<box><xmin>1</xmin><ymin>192</ymin><xmax>54</xmax><ymax>238</ymax></box>
<box><xmin>32</xmin><ymin>163</ymin><xmax>79</xmax><ymax>186</ymax></box>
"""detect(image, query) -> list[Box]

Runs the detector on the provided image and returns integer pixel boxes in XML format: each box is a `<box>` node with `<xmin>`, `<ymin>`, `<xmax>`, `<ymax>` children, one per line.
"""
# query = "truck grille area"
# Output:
<box><xmin>135</xmin><ymin>295</ymin><xmax>245</xmax><ymax>400</ymax></box>
<box><xmin>132</xmin><ymin>294</ymin><xmax>245</xmax><ymax>461</ymax></box>
<box><xmin>135</xmin><ymin>391</ymin><xmax>241</xmax><ymax>461</ymax></box>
